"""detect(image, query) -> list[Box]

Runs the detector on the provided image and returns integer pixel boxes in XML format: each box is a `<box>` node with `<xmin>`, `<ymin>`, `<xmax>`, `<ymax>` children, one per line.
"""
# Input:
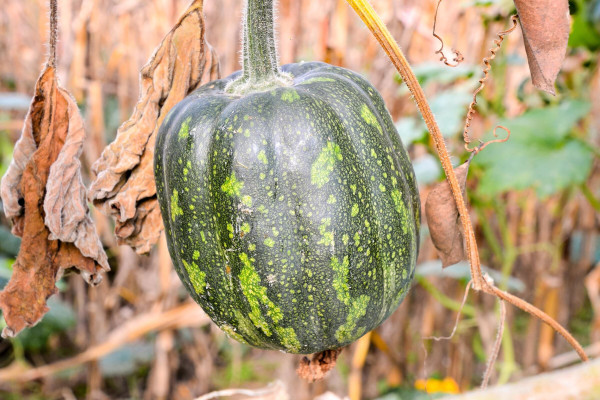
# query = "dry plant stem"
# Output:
<box><xmin>481</xmin><ymin>299</ymin><xmax>506</xmax><ymax>389</ymax></box>
<box><xmin>0</xmin><ymin>302</ymin><xmax>207</xmax><ymax>382</ymax></box>
<box><xmin>424</xmin><ymin>280</ymin><xmax>473</xmax><ymax>342</ymax></box>
<box><xmin>344</xmin><ymin>0</ymin><xmax>588</xmax><ymax>362</ymax></box>
<box><xmin>432</xmin><ymin>0</ymin><xmax>463</xmax><ymax>67</ymax></box>
<box><xmin>488</xmin><ymin>285</ymin><xmax>587</xmax><ymax>361</ymax></box>
<box><xmin>49</xmin><ymin>0</ymin><xmax>58</xmax><ymax>68</ymax></box>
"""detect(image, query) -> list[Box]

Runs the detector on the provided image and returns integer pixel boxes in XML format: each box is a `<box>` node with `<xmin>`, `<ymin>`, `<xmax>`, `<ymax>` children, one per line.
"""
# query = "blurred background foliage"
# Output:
<box><xmin>0</xmin><ymin>0</ymin><xmax>599</xmax><ymax>399</ymax></box>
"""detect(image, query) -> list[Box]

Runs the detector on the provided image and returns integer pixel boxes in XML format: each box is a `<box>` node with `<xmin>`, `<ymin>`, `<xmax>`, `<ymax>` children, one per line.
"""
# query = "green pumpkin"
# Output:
<box><xmin>154</xmin><ymin>0</ymin><xmax>419</xmax><ymax>354</ymax></box>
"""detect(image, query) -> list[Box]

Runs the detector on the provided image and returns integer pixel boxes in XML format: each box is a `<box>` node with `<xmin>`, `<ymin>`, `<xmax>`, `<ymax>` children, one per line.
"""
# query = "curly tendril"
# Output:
<box><xmin>463</xmin><ymin>15</ymin><xmax>519</xmax><ymax>152</ymax></box>
<box><xmin>465</xmin><ymin>125</ymin><xmax>511</xmax><ymax>154</ymax></box>
<box><xmin>432</xmin><ymin>0</ymin><xmax>464</xmax><ymax>67</ymax></box>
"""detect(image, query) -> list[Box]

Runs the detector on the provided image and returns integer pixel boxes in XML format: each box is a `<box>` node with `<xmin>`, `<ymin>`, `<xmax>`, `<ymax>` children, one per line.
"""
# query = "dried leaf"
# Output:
<box><xmin>88</xmin><ymin>0</ymin><xmax>220</xmax><ymax>254</ymax></box>
<box><xmin>44</xmin><ymin>90</ymin><xmax>109</xmax><ymax>268</ymax></box>
<box><xmin>514</xmin><ymin>0</ymin><xmax>570</xmax><ymax>95</ymax></box>
<box><xmin>0</xmin><ymin>107</ymin><xmax>37</xmax><ymax>234</ymax></box>
<box><xmin>425</xmin><ymin>162</ymin><xmax>470</xmax><ymax>268</ymax></box>
<box><xmin>0</xmin><ymin>66</ymin><xmax>108</xmax><ymax>337</ymax></box>
<box><xmin>296</xmin><ymin>349</ymin><xmax>342</xmax><ymax>382</ymax></box>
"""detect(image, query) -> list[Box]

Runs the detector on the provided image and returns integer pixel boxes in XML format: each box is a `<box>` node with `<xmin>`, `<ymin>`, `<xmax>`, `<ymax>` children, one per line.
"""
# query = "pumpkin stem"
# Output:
<box><xmin>228</xmin><ymin>0</ymin><xmax>291</xmax><ymax>94</ymax></box>
<box><xmin>243</xmin><ymin>0</ymin><xmax>278</xmax><ymax>80</ymax></box>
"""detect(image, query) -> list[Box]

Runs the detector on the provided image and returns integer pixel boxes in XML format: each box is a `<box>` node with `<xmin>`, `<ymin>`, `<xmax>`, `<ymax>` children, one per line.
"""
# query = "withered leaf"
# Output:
<box><xmin>425</xmin><ymin>162</ymin><xmax>470</xmax><ymax>268</ymax></box>
<box><xmin>0</xmin><ymin>66</ymin><xmax>109</xmax><ymax>337</ymax></box>
<box><xmin>514</xmin><ymin>0</ymin><xmax>570</xmax><ymax>95</ymax></box>
<box><xmin>88</xmin><ymin>0</ymin><xmax>220</xmax><ymax>254</ymax></box>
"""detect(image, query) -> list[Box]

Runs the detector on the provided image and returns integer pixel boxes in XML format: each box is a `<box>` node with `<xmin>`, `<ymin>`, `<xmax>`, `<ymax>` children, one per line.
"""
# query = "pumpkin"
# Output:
<box><xmin>154</xmin><ymin>0</ymin><xmax>420</xmax><ymax>354</ymax></box>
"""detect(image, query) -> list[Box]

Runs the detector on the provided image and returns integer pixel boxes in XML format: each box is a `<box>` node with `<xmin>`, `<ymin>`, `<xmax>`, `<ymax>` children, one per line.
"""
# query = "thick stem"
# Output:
<box><xmin>228</xmin><ymin>0</ymin><xmax>290</xmax><ymax>94</ymax></box>
<box><xmin>242</xmin><ymin>0</ymin><xmax>279</xmax><ymax>81</ymax></box>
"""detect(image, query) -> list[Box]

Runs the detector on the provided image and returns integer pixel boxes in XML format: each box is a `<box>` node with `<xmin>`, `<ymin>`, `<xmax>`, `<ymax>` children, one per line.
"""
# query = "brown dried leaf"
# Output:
<box><xmin>514</xmin><ymin>0</ymin><xmax>570</xmax><ymax>95</ymax></box>
<box><xmin>296</xmin><ymin>349</ymin><xmax>343</xmax><ymax>382</ymax></box>
<box><xmin>0</xmin><ymin>66</ymin><xmax>108</xmax><ymax>336</ymax></box>
<box><xmin>44</xmin><ymin>90</ymin><xmax>109</xmax><ymax>269</ymax></box>
<box><xmin>88</xmin><ymin>0</ymin><xmax>220</xmax><ymax>254</ymax></box>
<box><xmin>425</xmin><ymin>162</ymin><xmax>470</xmax><ymax>268</ymax></box>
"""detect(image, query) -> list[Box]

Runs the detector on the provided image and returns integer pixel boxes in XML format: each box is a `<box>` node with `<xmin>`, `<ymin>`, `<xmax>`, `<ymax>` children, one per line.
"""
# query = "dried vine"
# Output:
<box><xmin>343</xmin><ymin>0</ymin><xmax>588</xmax><ymax>363</ymax></box>
<box><xmin>482</xmin><ymin>299</ymin><xmax>506</xmax><ymax>388</ymax></box>
<box><xmin>432</xmin><ymin>0</ymin><xmax>464</xmax><ymax>67</ymax></box>
<box><xmin>463</xmin><ymin>15</ymin><xmax>518</xmax><ymax>152</ymax></box>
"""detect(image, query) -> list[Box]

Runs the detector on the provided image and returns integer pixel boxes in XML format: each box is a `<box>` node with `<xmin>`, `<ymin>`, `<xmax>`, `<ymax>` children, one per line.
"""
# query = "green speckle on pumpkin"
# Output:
<box><xmin>281</xmin><ymin>89</ymin><xmax>300</xmax><ymax>102</ymax></box>
<box><xmin>300</xmin><ymin>76</ymin><xmax>336</xmax><ymax>85</ymax></box>
<box><xmin>391</xmin><ymin>189</ymin><xmax>410</xmax><ymax>235</ymax></box>
<box><xmin>318</xmin><ymin>218</ymin><xmax>334</xmax><ymax>246</ymax></box>
<box><xmin>258</xmin><ymin>150</ymin><xmax>268</xmax><ymax>164</ymax></box>
<box><xmin>311</xmin><ymin>142</ymin><xmax>343</xmax><ymax>188</ymax></box>
<box><xmin>182</xmin><ymin>259</ymin><xmax>206</xmax><ymax>294</ymax></box>
<box><xmin>222</xmin><ymin>172</ymin><xmax>243</xmax><ymax>197</ymax></box>
<box><xmin>335</xmin><ymin>294</ymin><xmax>370</xmax><ymax>343</ymax></box>
<box><xmin>361</xmin><ymin>104</ymin><xmax>382</xmax><ymax>134</ymax></box>
<box><xmin>264</xmin><ymin>237</ymin><xmax>275</xmax><ymax>247</ymax></box>
<box><xmin>239</xmin><ymin>253</ymin><xmax>282</xmax><ymax>336</ymax></box>
<box><xmin>193</xmin><ymin>250</ymin><xmax>200</xmax><ymax>260</ymax></box>
<box><xmin>327</xmin><ymin>194</ymin><xmax>336</xmax><ymax>204</ymax></box>
<box><xmin>178</xmin><ymin>116</ymin><xmax>192</xmax><ymax>140</ymax></box>
<box><xmin>221</xmin><ymin>324</ymin><xmax>248</xmax><ymax>344</ymax></box>
<box><xmin>242</xmin><ymin>195</ymin><xmax>253</xmax><ymax>207</ymax></box>
<box><xmin>275</xmin><ymin>326</ymin><xmax>301</xmax><ymax>352</ymax></box>
<box><xmin>331</xmin><ymin>256</ymin><xmax>351</xmax><ymax>305</ymax></box>
<box><xmin>351</xmin><ymin>204</ymin><xmax>359</xmax><ymax>217</ymax></box>
<box><xmin>342</xmin><ymin>234</ymin><xmax>349</xmax><ymax>245</ymax></box>
<box><xmin>241</xmin><ymin>223</ymin><xmax>251</xmax><ymax>234</ymax></box>
<box><xmin>170</xmin><ymin>190</ymin><xmax>184</xmax><ymax>219</ymax></box>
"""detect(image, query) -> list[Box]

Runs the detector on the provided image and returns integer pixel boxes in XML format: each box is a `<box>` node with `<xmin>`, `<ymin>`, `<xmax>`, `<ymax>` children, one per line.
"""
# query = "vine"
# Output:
<box><xmin>344</xmin><ymin>0</ymin><xmax>588</xmax><ymax>363</ymax></box>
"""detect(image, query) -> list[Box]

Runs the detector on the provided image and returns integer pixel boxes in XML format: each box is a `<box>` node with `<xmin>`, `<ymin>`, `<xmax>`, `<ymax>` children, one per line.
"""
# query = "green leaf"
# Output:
<box><xmin>416</xmin><ymin>260</ymin><xmax>525</xmax><ymax>292</ymax></box>
<box><xmin>99</xmin><ymin>340</ymin><xmax>155</xmax><ymax>377</ymax></box>
<box><xmin>410</xmin><ymin>63</ymin><xmax>477</xmax><ymax>86</ymax></box>
<box><xmin>569</xmin><ymin>0</ymin><xmax>600</xmax><ymax>51</ymax></box>
<box><xmin>474</xmin><ymin>101</ymin><xmax>594</xmax><ymax>197</ymax></box>
<box><xmin>494</xmin><ymin>100</ymin><xmax>590</xmax><ymax>144</ymax></box>
<box><xmin>429</xmin><ymin>90</ymin><xmax>473</xmax><ymax>137</ymax></box>
<box><xmin>412</xmin><ymin>153</ymin><xmax>442</xmax><ymax>185</ymax></box>
<box><xmin>396</xmin><ymin>118</ymin><xmax>425</xmax><ymax>144</ymax></box>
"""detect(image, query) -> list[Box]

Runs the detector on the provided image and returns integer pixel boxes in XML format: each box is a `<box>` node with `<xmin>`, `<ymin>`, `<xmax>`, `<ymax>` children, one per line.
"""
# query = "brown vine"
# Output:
<box><xmin>432</xmin><ymin>0</ymin><xmax>464</xmax><ymax>68</ymax></box>
<box><xmin>344</xmin><ymin>0</ymin><xmax>588</xmax><ymax>364</ymax></box>
<box><xmin>482</xmin><ymin>297</ymin><xmax>506</xmax><ymax>389</ymax></box>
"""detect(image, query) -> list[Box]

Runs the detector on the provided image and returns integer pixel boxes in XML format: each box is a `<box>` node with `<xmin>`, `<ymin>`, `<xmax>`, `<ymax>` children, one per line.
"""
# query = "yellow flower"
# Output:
<box><xmin>414</xmin><ymin>377</ymin><xmax>460</xmax><ymax>394</ymax></box>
